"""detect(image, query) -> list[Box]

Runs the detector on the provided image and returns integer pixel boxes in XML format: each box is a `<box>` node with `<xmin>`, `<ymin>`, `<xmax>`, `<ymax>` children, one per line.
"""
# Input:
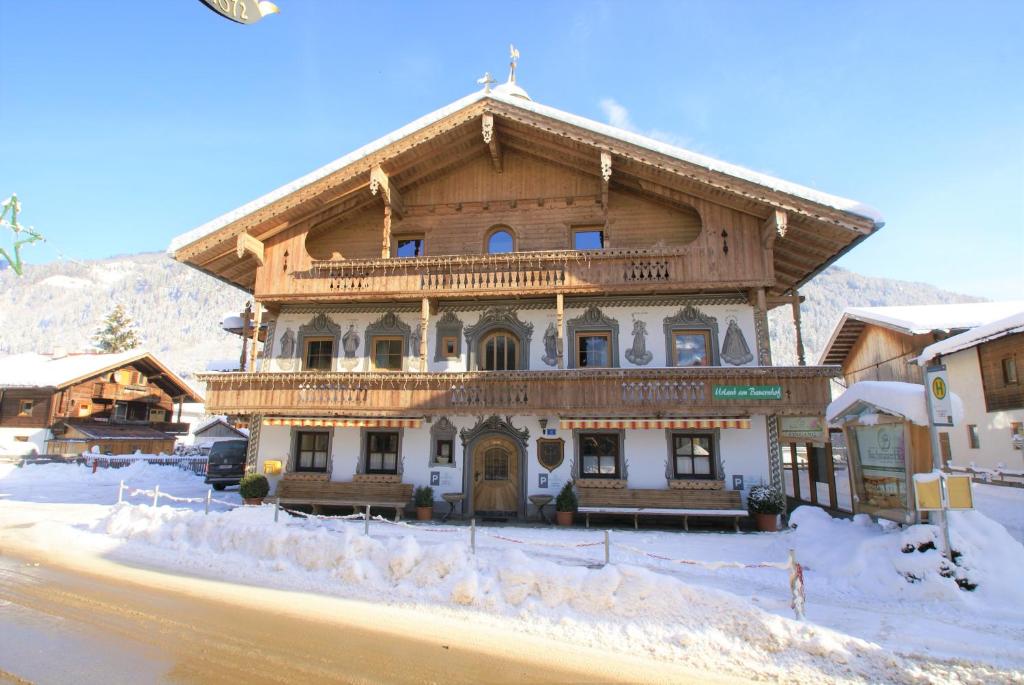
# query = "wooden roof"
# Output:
<box><xmin>170</xmin><ymin>88</ymin><xmax>882</xmax><ymax>297</ymax></box>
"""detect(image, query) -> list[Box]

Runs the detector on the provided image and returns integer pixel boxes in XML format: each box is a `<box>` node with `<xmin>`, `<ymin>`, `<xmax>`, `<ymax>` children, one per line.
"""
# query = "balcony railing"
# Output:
<box><xmin>266</xmin><ymin>246</ymin><xmax>771</xmax><ymax>302</ymax></box>
<box><xmin>198</xmin><ymin>367</ymin><xmax>837</xmax><ymax>418</ymax></box>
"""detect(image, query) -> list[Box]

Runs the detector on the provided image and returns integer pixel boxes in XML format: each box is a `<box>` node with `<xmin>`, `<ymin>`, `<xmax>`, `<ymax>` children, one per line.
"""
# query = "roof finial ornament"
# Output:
<box><xmin>477</xmin><ymin>71</ymin><xmax>496</xmax><ymax>94</ymax></box>
<box><xmin>508</xmin><ymin>44</ymin><xmax>520</xmax><ymax>83</ymax></box>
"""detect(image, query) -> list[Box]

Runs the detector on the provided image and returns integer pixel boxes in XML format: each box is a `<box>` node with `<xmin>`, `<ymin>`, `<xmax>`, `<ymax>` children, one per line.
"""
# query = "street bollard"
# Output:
<box><xmin>470</xmin><ymin>517</ymin><xmax>476</xmax><ymax>555</ymax></box>
<box><xmin>274</xmin><ymin>498</ymin><xmax>280</xmax><ymax>523</ymax></box>
<box><xmin>152</xmin><ymin>485</ymin><xmax>160</xmax><ymax>508</ymax></box>
<box><xmin>604</xmin><ymin>530</ymin><xmax>610</xmax><ymax>565</ymax></box>
<box><xmin>205</xmin><ymin>489</ymin><xmax>211</xmax><ymax>515</ymax></box>
<box><xmin>364</xmin><ymin>505</ymin><xmax>371</xmax><ymax>536</ymax></box>
<box><xmin>92</xmin><ymin>458</ymin><xmax>98</xmax><ymax>474</ymax></box>
<box><xmin>788</xmin><ymin>548</ymin><xmax>806</xmax><ymax>620</ymax></box>
<box><xmin>117</xmin><ymin>480</ymin><xmax>124</xmax><ymax>504</ymax></box>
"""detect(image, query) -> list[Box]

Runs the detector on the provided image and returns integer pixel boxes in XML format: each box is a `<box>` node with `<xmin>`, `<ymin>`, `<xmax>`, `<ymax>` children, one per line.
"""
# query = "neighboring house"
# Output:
<box><xmin>168</xmin><ymin>74</ymin><xmax>883</xmax><ymax>520</ymax></box>
<box><xmin>917</xmin><ymin>310</ymin><xmax>1024</xmax><ymax>471</ymax></box>
<box><xmin>192</xmin><ymin>417</ymin><xmax>249</xmax><ymax>445</ymax></box>
<box><xmin>819</xmin><ymin>302</ymin><xmax>1024</xmax><ymax>387</ymax></box>
<box><xmin>0</xmin><ymin>350</ymin><xmax>203</xmax><ymax>456</ymax></box>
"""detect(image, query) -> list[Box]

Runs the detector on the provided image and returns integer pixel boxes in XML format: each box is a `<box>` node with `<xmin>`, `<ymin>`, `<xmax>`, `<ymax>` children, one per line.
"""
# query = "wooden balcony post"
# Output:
<box><xmin>249</xmin><ymin>301</ymin><xmax>262</xmax><ymax>373</ymax></box>
<box><xmin>381</xmin><ymin>205</ymin><xmax>392</xmax><ymax>258</ymax></box>
<box><xmin>556</xmin><ymin>293</ymin><xmax>565</xmax><ymax>369</ymax></box>
<box><xmin>750</xmin><ymin>288</ymin><xmax>772</xmax><ymax>366</ymax></box>
<box><xmin>420</xmin><ymin>297</ymin><xmax>430</xmax><ymax>371</ymax></box>
<box><xmin>239</xmin><ymin>301</ymin><xmax>252</xmax><ymax>372</ymax></box>
<box><xmin>791</xmin><ymin>291</ymin><xmax>806</xmax><ymax>366</ymax></box>
<box><xmin>176</xmin><ymin>395</ymin><xmax>183</xmax><ymax>423</ymax></box>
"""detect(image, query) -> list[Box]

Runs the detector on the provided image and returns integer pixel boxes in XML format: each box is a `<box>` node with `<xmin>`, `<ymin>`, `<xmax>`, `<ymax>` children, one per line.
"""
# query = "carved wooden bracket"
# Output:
<box><xmin>235</xmin><ymin>232</ymin><xmax>265</xmax><ymax>265</ymax></box>
<box><xmin>600</xmin><ymin>151</ymin><xmax>612</xmax><ymax>183</ymax></box>
<box><xmin>482</xmin><ymin>113</ymin><xmax>502</xmax><ymax>173</ymax></box>
<box><xmin>369</xmin><ymin>165</ymin><xmax>405</xmax><ymax>219</ymax></box>
<box><xmin>761</xmin><ymin>209</ymin><xmax>787</xmax><ymax>249</ymax></box>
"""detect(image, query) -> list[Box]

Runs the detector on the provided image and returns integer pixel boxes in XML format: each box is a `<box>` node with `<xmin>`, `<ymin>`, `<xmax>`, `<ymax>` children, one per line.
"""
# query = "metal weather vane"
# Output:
<box><xmin>508</xmin><ymin>44</ymin><xmax>520</xmax><ymax>83</ymax></box>
<box><xmin>0</xmin><ymin>194</ymin><xmax>44</xmax><ymax>276</ymax></box>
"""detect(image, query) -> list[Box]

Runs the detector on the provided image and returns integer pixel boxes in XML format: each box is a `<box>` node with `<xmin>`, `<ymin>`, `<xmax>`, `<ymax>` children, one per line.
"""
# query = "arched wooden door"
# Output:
<box><xmin>471</xmin><ymin>436</ymin><xmax>519</xmax><ymax>515</ymax></box>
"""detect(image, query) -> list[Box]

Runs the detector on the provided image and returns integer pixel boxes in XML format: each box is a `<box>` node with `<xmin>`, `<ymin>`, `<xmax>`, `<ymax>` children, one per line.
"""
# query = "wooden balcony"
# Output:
<box><xmin>264</xmin><ymin>246</ymin><xmax>771</xmax><ymax>303</ymax></box>
<box><xmin>198</xmin><ymin>367</ymin><xmax>837</xmax><ymax>418</ymax></box>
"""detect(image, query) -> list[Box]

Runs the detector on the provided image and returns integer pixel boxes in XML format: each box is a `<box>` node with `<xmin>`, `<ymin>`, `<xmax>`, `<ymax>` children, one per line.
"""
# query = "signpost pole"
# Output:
<box><xmin>924</xmin><ymin>364</ymin><xmax>952</xmax><ymax>559</ymax></box>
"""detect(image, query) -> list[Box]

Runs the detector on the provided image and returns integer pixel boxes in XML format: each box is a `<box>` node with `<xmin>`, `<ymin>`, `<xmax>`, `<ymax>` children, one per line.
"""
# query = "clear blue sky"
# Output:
<box><xmin>1</xmin><ymin>1</ymin><xmax>1021</xmax><ymax>298</ymax></box>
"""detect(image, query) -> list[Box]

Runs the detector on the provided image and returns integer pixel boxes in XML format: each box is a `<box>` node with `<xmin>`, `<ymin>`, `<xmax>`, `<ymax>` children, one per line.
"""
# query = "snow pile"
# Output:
<box><xmin>0</xmin><ymin>462</ymin><xmax>213</xmax><ymax>505</ymax></box>
<box><xmin>100</xmin><ymin>502</ymin><xmax>930</xmax><ymax>681</ymax></box>
<box><xmin>788</xmin><ymin>506</ymin><xmax>1024</xmax><ymax>609</ymax></box>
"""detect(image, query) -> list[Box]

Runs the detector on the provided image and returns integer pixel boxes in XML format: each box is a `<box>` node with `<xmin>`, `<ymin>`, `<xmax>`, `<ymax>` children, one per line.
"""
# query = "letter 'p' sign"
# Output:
<box><xmin>198</xmin><ymin>0</ymin><xmax>280</xmax><ymax>24</ymax></box>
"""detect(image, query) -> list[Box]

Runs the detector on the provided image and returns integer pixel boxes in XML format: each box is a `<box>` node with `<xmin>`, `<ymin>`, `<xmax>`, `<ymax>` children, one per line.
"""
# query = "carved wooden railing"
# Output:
<box><xmin>198</xmin><ymin>367</ymin><xmax>837</xmax><ymax>417</ymax></box>
<box><xmin>275</xmin><ymin>246</ymin><xmax>770</xmax><ymax>301</ymax></box>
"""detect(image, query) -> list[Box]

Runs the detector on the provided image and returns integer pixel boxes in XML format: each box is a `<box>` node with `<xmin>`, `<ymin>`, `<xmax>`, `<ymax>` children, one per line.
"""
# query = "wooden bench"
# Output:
<box><xmin>275</xmin><ymin>479</ymin><xmax>414</xmax><ymax>520</ymax></box>
<box><xmin>577</xmin><ymin>487</ymin><xmax>748</xmax><ymax>532</ymax></box>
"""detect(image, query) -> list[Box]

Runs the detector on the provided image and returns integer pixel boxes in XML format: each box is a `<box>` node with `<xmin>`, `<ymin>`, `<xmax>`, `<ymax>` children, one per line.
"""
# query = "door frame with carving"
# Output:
<box><xmin>460</xmin><ymin>416</ymin><xmax>529</xmax><ymax>520</ymax></box>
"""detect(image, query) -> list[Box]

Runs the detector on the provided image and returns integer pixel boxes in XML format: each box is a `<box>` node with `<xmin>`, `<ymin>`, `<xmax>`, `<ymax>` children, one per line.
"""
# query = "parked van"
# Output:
<box><xmin>203</xmin><ymin>439</ymin><xmax>248</xmax><ymax>490</ymax></box>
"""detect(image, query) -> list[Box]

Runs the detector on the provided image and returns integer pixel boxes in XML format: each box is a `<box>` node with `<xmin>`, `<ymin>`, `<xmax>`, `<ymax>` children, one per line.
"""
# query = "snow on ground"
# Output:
<box><xmin>1</xmin><ymin>464</ymin><xmax>1022</xmax><ymax>683</ymax></box>
<box><xmin>974</xmin><ymin>483</ymin><xmax>1024</xmax><ymax>543</ymax></box>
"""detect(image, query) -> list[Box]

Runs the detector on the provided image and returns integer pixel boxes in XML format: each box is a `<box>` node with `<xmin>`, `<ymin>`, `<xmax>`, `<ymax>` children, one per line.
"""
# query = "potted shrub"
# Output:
<box><xmin>414</xmin><ymin>485</ymin><xmax>434</xmax><ymax>521</ymax></box>
<box><xmin>239</xmin><ymin>473</ymin><xmax>270</xmax><ymax>505</ymax></box>
<box><xmin>747</xmin><ymin>484</ymin><xmax>785</xmax><ymax>532</ymax></box>
<box><xmin>555</xmin><ymin>481</ymin><xmax>577</xmax><ymax>526</ymax></box>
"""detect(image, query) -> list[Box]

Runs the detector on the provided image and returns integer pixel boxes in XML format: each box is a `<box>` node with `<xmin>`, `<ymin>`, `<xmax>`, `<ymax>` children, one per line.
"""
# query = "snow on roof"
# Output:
<box><xmin>841</xmin><ymin>301</ymin><xmax>1024</xmax><ymax>336</ymax></box>
<box><xmin>0</xmin><ymin>350</ymin><xmax>148</xmax><ymax>389</ymax></box>
<box><xmin>826</xmin><ymin>380</ymin><xmax>964</xmax><ymax>427</ymax></box>
<box><xmin>168</xmin><ymin>86</ymin><xmax>883</xmax><ymax>254</ymax></box>
<box><xmin>917</xmin><ymin>309</ymin><xmax>1024</xmax><ymax>365</ymax></box>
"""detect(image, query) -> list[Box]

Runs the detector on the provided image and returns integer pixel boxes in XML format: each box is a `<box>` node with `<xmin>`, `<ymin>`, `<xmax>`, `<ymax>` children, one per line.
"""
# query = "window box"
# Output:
<box><xmin>574</xmin><ymin>478</ymin><xmax>626</xmax><ymax>489</ymax></box>
<box><xmin>667</xmin><ymin>479</ymin><xmax>724</xmax><ymax>490</ymax></box>
<box><xmin>352</xmin><ymin>473</ymin><xmax>402</xmax><ymax>484</ymax></box>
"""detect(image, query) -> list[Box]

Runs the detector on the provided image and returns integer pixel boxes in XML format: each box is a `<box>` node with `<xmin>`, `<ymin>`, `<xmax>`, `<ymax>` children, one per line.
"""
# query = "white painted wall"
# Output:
<box><xmin>265</xmin><ymin>302</ymin><xmax>759</xmax><ymax>373</ymax></box>
<box><xmin>943</xmin><ymin>348</ymin><xmax>1024</xmax><ymax>470</ymax></box>
<box><xmin>255</xmin><ymin>414</ymin><xmax>771</xmax><ymax>510</ymax></box>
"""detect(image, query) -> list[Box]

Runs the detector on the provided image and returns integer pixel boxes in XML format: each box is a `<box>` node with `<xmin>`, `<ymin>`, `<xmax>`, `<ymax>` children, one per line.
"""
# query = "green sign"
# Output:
<box><xmin>713</xmin><ymin>385</ymin><xmax>782</xmax><ymax>400</ymax></box>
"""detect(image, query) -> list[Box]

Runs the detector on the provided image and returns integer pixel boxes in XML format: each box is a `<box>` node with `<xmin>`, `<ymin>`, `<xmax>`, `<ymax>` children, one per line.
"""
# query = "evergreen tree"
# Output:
<box><xmin>93</xmin><ymin>304</ymin><xmax>142</xmax><ymax>353</ymax></box>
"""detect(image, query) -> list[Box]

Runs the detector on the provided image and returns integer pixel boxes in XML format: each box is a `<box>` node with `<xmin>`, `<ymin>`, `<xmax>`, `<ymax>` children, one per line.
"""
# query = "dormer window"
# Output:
<box><xmin>486</xmin><ymin>227</ymin><xmax>515</xmax><ymax>254</ymax></box>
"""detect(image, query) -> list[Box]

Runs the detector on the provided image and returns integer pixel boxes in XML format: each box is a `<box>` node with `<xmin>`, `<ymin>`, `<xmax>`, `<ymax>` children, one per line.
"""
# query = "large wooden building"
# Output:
<box><xmin>170</xmin><ymin>72</ymin><xmax>884</xmax><ymax>520</ymax></box>
<box><xmin>0</xmin><ymin>350</ymin><xmax>202</xmax><ymax>456</ymax></box>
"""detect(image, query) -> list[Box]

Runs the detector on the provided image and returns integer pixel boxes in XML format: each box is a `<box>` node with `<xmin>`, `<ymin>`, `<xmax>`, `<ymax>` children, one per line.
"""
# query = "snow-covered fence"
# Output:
<box><xmin>114</xmin><ymin>485</ymin><xmax>808</xmax><ymax>619</ymax></box>
<box><xmin>87</xmin><ymin>453</ymin><xmax>208</xmax><ymax>476</ymax></box>
<box><xmin>947</xmin><ymin>464</ymin><xmax>1024</xmax><ymax>488</ymax></box>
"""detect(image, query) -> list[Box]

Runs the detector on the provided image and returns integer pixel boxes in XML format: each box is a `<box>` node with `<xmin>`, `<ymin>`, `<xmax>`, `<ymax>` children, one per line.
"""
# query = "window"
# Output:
<box><xmin>481</xmin><ymin>331</ymin><xmax>518</xmax><ymax>371</ymax></box>
<box><xmin>573</xmin><ymin>228</ymin><xmax>604</xmax><ymax>250</ymax></box>
<box><xmin>395</xmin><ymin>236</ymin><xmax>425</xmax><ymax>258</ymax></box>
<box><xmin>442</xmin><ymin>336</ymin><xmax>459</xmax><ymax>359</ymax></box>
<box><xmin>484</xmin><ymin>447</ymin><xmax>509</xmax><ymax>480</ymax></box>
<box><xmin>672</xmin><ymin>433</ymin><xmax>715</xmax><ymax>479</ymax></box>
<box><xmin>365</xmin><ymin>431</ymin><xmax>399</xmax><ymax>474</ymax></box>
<box><xmin>371</xmin><ymin>337</ymin><xmax>404</xmax><ymax>370</ymax></box>
<box><xmin>486</xmin><ymin>228</ymin><xmax>514</xmax><ymax>254</ymax></box>
<box><xmin>671</xmin><ymin>330</ymin><xmax>711</xmax><ymax>367</ymax></box>
<box><xmin>967</xmin><ymin>424</ymin><xmax>980</xmax><ymax>449</ymax></box>
<box><xmin>435</xmin><ymin>439</ymin><xmax>453</xmax><ymax>465</ymax></box>
<box><xmin>17</xmin><ymin>400</ymin><xmax>33</xmax><ymax>417</ymax></box>
<box><xmin>304</xmin><ymin>338</ymin><xmax>334</xmax><ymax>371</ymax></box>
<box><xmin>1002</xmin><ymin>357</ymin><xmax>1018</xmax><ymax>385</ymax></box>
<box><xmin>579</xmin><ymin>432</ymin><xmax>620</xmax><ymax>478</ymax></box>
<box><xmin>576</xmin><ymin>332</ymin><xmax>612</xmax><ymax>368</ymax></box>
<box><xmin>295</xmin><ymin>431</ymin><xmax>329</xmax><ymax>472</ymax></box>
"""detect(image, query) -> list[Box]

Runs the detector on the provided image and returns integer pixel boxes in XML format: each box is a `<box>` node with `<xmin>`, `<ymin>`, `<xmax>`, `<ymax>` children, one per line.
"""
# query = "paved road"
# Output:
<box><xmin>0</xmin><ymin>552</ymin><xmax>734</xmax><ymax>685</ymax></box>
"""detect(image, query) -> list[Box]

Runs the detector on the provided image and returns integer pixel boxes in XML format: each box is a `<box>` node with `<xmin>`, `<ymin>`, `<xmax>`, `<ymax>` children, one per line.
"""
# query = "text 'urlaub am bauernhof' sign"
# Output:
<box><xmin>712</xmin><ymin>385</ymin><xmax>783</xmax><ymax>400</ymax></box>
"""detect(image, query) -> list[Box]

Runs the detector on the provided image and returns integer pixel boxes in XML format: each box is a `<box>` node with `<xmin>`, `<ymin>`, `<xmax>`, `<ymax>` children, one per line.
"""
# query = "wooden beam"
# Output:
<box><xmin>420</xmin><ymin>297</ymin><xmax>430</xmax><ymax>371</ymax></box>
<box><xmin>556</xmin><ymin>293</ymin><xmax>565</xmax><ymax>370</ymax></box>
<box><xmin>235</xmin><ymin>232</ymin><xmax>265</xmax><ymax>266</ymax></box>
<box><xmin>761</xmin><ymin>209</ymin><xmax>787</xmax><ymax>249</ymax></box>
<box><xmin>482</xmin><ymin>113</ymin><xmax>502</xmax><ymax>173</ymax></box>
<box><xmin>249</xmin><ymin>302</ymin><xmax>263</xmax><ymax>372</ymax></box>
<box><xmin>369</xmin><ymin>165</ymin><xmax>404</xmax><ymax>219</ymax></box>
<box><xmin>791</xmin><ymin>291</ymin><xmax>806</xmax><ymax>366</ymax></box>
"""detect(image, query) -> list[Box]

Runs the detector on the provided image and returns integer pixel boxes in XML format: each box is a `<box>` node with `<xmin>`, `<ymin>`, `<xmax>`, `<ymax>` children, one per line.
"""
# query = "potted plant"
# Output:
<box><xmin>555</xmin><ymin>481</ymin><xmax>577</xmax><ymax>526</ymax></box>
<box><xmin>239</xmin><ymin>473</ymin><xmax>270</xmax><ymax>505</ymax></box>
<box><xmin>414</xmin><ymin>485</ymin><xmax>434</xmax><ymax>521</ymax></box>
<box><xmin>747</xmin><ymin>484</ymin><xmax>785</xmax><ymax>532</ymax></box>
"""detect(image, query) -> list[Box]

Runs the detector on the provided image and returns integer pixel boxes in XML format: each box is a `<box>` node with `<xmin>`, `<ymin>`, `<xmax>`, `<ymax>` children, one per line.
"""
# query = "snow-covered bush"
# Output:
<box><xmin>747</xmin><ymin>484</ymin><xmax>785</xmax><ymax>514</ymax></box>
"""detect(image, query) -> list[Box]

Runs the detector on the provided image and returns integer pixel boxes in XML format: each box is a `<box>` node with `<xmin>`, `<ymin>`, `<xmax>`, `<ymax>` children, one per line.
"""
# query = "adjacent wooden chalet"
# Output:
<box><xmin>170</xmin><ymin>71</ymin><xmax>883</xmax><ymax>522</ymax></box>
<box><xmin>0</xmin><ymin>350</ymin><xmax>202</xmax><ymax>456</ymax></box>
<box><xmin>917</xmin><ymin>308</ymin><xmax>1024</xmax><ymax>471</ymax></box>
<box><xmin>820</xmin><ymin>302</ymin><xmax>1023</xmax><ymax>387</ymax></box>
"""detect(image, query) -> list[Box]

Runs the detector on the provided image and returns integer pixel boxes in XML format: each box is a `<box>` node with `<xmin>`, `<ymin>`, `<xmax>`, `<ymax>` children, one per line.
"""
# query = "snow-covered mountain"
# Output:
<box><xmin>0</xmin><ymin>251</ymin><xmax>983</xmax><ymax>379</ymax></box>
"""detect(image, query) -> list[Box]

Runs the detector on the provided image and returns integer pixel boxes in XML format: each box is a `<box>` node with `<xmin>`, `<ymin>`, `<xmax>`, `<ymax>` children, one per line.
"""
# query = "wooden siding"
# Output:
<box><xmin>841</xmin><ymin>324</ymin><xmax>934</xmax><ymax>386</ymax></box>
<box><xmin>199</xmin><ymin>367</ymin><xmax>835</xmax><ymax>418</ymax></box>
<box><xmin>0</xmin><ymin>389</ymin><xmax>53</xmax><ymax>428</ymax></box>
<box><xmin>53</xmin><ymin>365</ymin><xmax>177</xmax><ymax>423</ymax></box>
<box><xmin>256</xmin><ymin>150</ymin><xmax>768</xmax><ymax>302</ymax></box>
<box><xmin>978</xmin><ymin>332</ymin><xmax>1024</xmax><ymax>412</ymax></box>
